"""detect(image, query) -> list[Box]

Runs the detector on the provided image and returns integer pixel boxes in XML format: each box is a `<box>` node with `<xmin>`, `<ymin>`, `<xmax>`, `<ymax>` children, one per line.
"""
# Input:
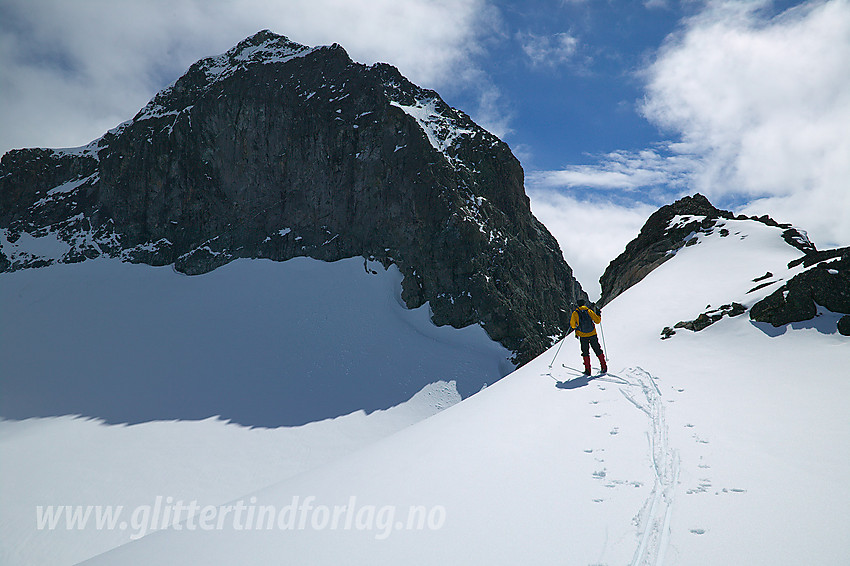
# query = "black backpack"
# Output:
<box><xmin>576</xmin><ymin>308</ymin><xmax>594</xmax><ymax>334</ymax></box>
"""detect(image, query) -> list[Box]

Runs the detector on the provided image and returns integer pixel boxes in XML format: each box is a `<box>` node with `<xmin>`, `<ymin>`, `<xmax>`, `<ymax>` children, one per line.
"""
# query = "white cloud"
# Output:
<box><xmin>518</xmin><ymin>31</ymin><xmax>579</xmax><ymax>67</ymax></box>
<box><xmin>0</xmin><ymin>0</ymin><xmax>495</xmax><ymax>154</ymax></box>
<box><xmin>641</xmin><ymin>0</ymin><xmax>850</xmax><ymax>246</ymax></box>
<box><xmin>527</xmin><ymin>147</ymin><xmax>697</xmax><ymax>192</ymax></box>
<box><xmin>527</xmin><ymin>189</ymin><xmax>656</xmax><ymax>301</ymax></box>
<box><xmin>529</xmin><ymin>0</ymin><xmax>850</xmax><ymax>248</ymax></box>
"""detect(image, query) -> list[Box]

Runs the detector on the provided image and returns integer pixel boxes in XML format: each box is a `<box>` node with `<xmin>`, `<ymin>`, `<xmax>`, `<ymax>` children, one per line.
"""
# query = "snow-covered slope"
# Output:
<box><xmin>27</xmin><ymin>212</ymin><xmax>839</xmax><ymax>565</ymax></box>
<box><xmin>599</xmin><ymin>216</ymin><xmax>850</xmax><ymax>564</ymax></box>
<box><xmin>0</xmin><ymin>256</ymin><xmax>512</xmax><ymax>565</ymax></box>
<box><xmin>0</xmin><ymin>257</ymin><xmax>511</xmax><ymax>426</ymax></box>
<box><xmin>0</xmin><ymin>382</ymin><xmax>458</xmax><ymax>566</ymax></box>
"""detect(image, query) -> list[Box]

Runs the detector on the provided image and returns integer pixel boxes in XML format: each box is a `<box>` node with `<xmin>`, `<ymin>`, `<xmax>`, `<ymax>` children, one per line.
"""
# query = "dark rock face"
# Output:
<box><xmin>599</xmin><ymin>193</ymin><xmax>734</xmax><ymax>306</ymax></box>
<box><xmin>749</xmin><ymin>249</ymin><xmax>850</xmax><ymax>327</ymax></box>
<box><xmin>0</xmin><ymin>31</ymin><xmax>583</xmax><ymax>364</ymax></box>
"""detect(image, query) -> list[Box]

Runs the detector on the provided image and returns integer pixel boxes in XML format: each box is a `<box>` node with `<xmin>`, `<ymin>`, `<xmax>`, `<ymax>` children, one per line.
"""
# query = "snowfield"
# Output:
<box><xmin>1</xmin><ymin>216</ymin><xmax>848</xmax><ymax>565</ymax></box>
<box><xmin>0</xmin><ymin>257</ymin><xmax>511</xmax><ymax>427</ymax></box>
<box><xmin>0</xmin><ymin>382</ymin><xmax>459</xmax><ymax>566</ymax></box>
<box><xmin>0</xmin><ymin>256</ymin><xmax>510</xmax><ymax>565</ymax></box>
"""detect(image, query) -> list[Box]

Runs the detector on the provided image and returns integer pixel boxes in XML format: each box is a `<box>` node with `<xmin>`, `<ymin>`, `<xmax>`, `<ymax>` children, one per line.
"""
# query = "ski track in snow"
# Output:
<box><xmin>617</xmin><ymin>367</ymin><xmax>680</xmax><ymax>566</ymax></box>
<box><xmin>554</xmin><ymin>364</ymin><xmax>681</xmax><ymax>563</ymax></box>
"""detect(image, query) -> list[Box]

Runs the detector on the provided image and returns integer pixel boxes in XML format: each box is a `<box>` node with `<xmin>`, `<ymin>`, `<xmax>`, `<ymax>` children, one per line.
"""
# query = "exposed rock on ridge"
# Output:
<box><xmin>749</xmin><ymin>247</ymin><xmax>850</xmax><ymax>333</ymax></box>
<box><xmin>599</xmin><ymin>193</ymin><xmax>734</xmax><ymax>307</ymax></box>
<box><xmin>600</xmin><ymin>193</ymin><xmax>850</xmax><ymax>336</ymax></box>
<box><xmin>0</xmin><ymin>30</ymin><xmax>584</xmax><ymax>363</ymax></box>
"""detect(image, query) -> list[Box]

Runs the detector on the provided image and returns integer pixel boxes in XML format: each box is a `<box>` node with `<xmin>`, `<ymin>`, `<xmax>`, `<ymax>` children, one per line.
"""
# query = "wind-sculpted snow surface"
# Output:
<box><xmin>0</xmin><ymin>257</ymin><xmax>512</xmax><ymax>426</ymax></box>
<box><xmin>0</xmin><ymin>255</ymin><xmax>512</xmax><ymax>565</ymax></box>
<box><xmin>0</xmin><ymin>382</ymin><xmax>462</xmax><ymax>566</ymax></box>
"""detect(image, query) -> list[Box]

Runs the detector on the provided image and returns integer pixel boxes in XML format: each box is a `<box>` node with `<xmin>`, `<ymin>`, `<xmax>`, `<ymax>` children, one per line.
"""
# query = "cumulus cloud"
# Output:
<box><xmin>531</xmin><ymin>0</ymin><xmax>850</xmax><ymax>247</ymax></box>
<box><xmin>527</xmin><ymin>189</ymin><xmax>656</xmax><ymax>301</ymax></box>
<box><xmin>642</xmin><ymin>0</ymin><xmax>850</xmax><ymax>246</ymax></box>
<box><xmin>0</xmin><ymin>0</ymin><xmax>494</xmax><ymax>154</ymax></box>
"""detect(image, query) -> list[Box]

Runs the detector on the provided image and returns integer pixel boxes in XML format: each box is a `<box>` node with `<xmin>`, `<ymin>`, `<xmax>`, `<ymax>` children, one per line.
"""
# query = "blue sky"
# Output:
<box><xmin>1</xmin><ymin>0</ymin><xmax>848</xmax><ymax>297</ymax></box>
<box><xmin>474</xmin><ymin>0</ymin><xmax>814</xmax><ymax>170</ymax></box>
<box><xmin>457</xmin><ymin>0</ymin><xmax>688</xmax><ymax>169</ymax></box>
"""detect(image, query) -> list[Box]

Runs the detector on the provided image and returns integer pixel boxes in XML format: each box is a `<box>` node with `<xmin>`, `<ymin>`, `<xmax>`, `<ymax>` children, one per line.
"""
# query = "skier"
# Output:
<box><xmin>570</xmin><ymin>299</ymin><xmax>607</xmax><ymax>375</ymax></box>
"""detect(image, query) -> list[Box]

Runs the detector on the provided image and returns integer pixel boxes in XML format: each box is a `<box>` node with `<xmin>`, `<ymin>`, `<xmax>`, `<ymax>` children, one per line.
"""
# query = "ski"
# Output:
<box><xmin>562</xmin><ymin>364</ymin><xmax>606</xmax><ymax>377</ymax></box>
<box><xmin>560</xmin><ymin>366</ymin><xmax>605</xmax><ymax>380</ymax></box>
<box><xmin>561</xmin><ymin>364</ymin><xmax>631</xmax><ymax>385</ymax></box>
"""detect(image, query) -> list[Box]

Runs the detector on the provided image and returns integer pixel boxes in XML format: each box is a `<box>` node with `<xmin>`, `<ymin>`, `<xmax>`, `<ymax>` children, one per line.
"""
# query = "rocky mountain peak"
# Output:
<box><xmin>0</xmin><ymin>30</ymin><xmax>584</xmax><ymax>364</ymax></box>
<box><xmin>134</xmin><ymin>31</ymin><xmax>317</xmax><ymax>125</ymax></box>
<box><xmin>599</xmin><ymin>193</ymin><xmax>734</xmax><ymax>306</ymax></box>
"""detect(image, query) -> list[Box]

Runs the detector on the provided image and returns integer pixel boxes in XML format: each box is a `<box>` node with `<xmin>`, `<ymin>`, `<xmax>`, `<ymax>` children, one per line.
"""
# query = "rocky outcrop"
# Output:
<box><xmin>661</xmin><ymin>303</ymin><xmax>747</xmax><ymax>339</ymax></box>
<box><xmin>838</xmin><ymin>315</ymin><xmax>850</xmax><ymax>336</ymax></box>
<box><xmin>0</xmin><ymin>30</ymin><xmax>584</xmax><ymax>364</ymax></box>
<box><xmin>599</xmin><ymin>192</ymin><xmax>849</xmax><ymax>335</ymax></box>
<box><xmin>599</xmin><ymin>193</ymin><xmax>734</xmax><ymax>306</ymax></box>
<box><xmin>749</xmin><ymin>248</ymin><xmax>850</xmax><ymax>328</ymax></box>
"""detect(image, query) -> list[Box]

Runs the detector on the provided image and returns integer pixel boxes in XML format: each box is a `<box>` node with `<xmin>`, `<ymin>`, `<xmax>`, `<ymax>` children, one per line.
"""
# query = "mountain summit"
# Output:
<box><xmin>600</xmin><ymin>193</ymin><xmax>850</xmax><ymax>336</ymax></box>
<box><xmin>0</xmin><ymin>30</ymin><xmax>584</xmax><ymax>363</ymax></box>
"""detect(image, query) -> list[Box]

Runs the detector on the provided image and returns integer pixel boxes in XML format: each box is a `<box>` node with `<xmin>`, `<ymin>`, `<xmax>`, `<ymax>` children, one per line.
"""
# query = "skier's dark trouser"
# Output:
<box><xmin>580</xmin><ymin>335</ymin><xmax>606</xmax><ymax>374</ymax></box>
<box><xmin>579</xmin><ymin>335</ymin><xmax>603</xmax><ymax>358</ymax></box>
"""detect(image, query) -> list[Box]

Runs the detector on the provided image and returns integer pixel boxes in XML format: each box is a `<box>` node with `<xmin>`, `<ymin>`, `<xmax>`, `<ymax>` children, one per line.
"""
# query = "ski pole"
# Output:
<box><xmin>598</xmin><ymin>321</ymin><xmax>609</xmax><ymax>362</ymax></box>
<box><xmin>548</xmin><ymin>332</ymin><xmax>568</xmax><ymax>369</ymax></box>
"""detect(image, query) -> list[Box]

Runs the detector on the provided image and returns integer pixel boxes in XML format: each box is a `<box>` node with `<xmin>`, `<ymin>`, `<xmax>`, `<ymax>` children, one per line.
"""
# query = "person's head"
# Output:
<box><xmin>577</xmin><ymin>298</ymin><xmax>586</xmax><ymax>307</ymax></box>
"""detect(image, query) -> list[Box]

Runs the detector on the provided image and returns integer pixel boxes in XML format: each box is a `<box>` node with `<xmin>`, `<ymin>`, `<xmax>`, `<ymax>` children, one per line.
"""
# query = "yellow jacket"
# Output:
<box><xmin>570</xmin><ymin>306</ymin><xmax>601</xmax><ymax>337</ymax></box>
